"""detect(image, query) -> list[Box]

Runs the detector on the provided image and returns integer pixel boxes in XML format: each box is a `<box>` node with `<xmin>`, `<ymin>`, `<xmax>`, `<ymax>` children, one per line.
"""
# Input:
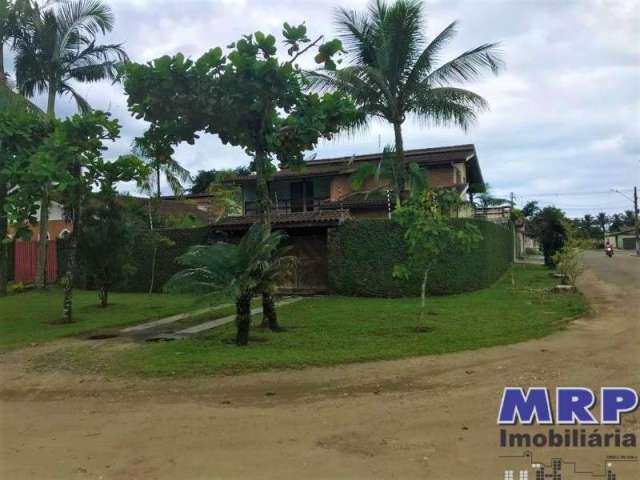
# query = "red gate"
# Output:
<box><xmin>14</xmin><ymin>241</ymin><xmax>58</xmax><ymax>284</ymax></box>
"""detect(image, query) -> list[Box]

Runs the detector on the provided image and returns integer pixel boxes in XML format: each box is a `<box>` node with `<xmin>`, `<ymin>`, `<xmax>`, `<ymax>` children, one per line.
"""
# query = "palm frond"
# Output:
<box><xmin>60</xmin><ymin>82</ymin><xmax>91</xmax><ymax>112</ymax></box>
<box><xmin>412</xmin><ymin>86</ymin><xmax>488</xmax><ymax>130</ymax></box>
<box><xmin>427</xmin><ymin>42</ymin><xmax>503</xmax><ymax>86</ymax></box>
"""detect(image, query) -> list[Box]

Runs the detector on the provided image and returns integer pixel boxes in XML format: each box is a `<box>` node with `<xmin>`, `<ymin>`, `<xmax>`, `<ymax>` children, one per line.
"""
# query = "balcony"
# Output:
<box><xmin>244</xmin><ymin>198</ymin><xmax>328</xmax><ymax>216</ymax></box>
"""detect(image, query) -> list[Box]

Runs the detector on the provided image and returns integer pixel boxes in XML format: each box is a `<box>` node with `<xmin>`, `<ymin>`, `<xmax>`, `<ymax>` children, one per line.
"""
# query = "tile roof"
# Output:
<box><xmin>211</xmin><ymin>210</ymin><xmax>351</xmax><ymax>230</ymax></box>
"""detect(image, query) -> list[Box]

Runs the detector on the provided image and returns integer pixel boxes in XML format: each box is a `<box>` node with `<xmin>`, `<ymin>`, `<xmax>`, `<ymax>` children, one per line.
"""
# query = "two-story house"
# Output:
<box><xmin>207</xmin><ymin>144</ymin><xmax>485</xmax><ymax>292</ymax></box>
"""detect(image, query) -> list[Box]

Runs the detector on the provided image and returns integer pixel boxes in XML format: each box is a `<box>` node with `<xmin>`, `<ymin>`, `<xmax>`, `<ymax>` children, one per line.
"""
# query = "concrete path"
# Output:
<box><xmin>120</xmin><ymin>304</ymin><xmax>232</xmax><ymax>333</ymax></box>
<box><xmin>176</xmin><ymin>297</ymin><xmax>303</xmax><ymax>335</ymax></box>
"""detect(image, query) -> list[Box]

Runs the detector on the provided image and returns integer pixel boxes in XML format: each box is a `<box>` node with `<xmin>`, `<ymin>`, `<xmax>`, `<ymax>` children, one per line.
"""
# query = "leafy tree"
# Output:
<box><xmin>13</xmin><ymin>0</ymin><xmax>128</xmax><ymax>287</ymax></box>
<box><xmin>313</xmin><ymin>0</ymin><xmax>502</xmax><ymax>200</ymax></box>
<box><xmin>521</xmin><ymin>201</ymin><xmax>539</xmax><ymax>219</ymax></box>
<box><xmin>623</xmin><ymin>210</ymin><xmax>636</xmax><ymax>228</ymax></box>
<box><xmin>609</xmin><ymin>213</ymin><xmax>624</xmax><ymax>232</ymax></box>
<box><xmin>165</xmin><ymin>224</ymin><xmax>291</xmax><ymax>346</ymax></box>
<box><xmin>596</xmin><ymin>212</ymin><xmax>609</xmax><ymax>240</ymax></box>
<box><xmin>77</xmin><ymin>156</ymin><xmax>149</xmax><ymax>307</ymax></box>
<box><xmin>393</xmin><ymin>188</ymin><xmax>481</xmax><ymax>321</ymax></box>
<box><xmin>123</xmin><ymin>22</ymin><xmax>360</xmax><ymax>331</ymax></box>
<box><xmin>36</xmin><ymin>111</ymin><xmax>136</xmax><ymax>321</ymax></box>
<box><xmin>530</xmin><ymin>207</ymin><xmax>569</xmax><ymax>266</ymax></box>
<box><xmin>0</xmin><ymin>90</ymin><xmax>50</xmax><ymax>296</ymax></box>
<box><xmin>190</xmin><ymin>166</ymin><xmax>251</xmax><ymax>195</ymax></box>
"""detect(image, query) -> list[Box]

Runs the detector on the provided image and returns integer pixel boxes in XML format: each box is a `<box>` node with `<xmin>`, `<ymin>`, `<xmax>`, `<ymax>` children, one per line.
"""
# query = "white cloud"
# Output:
<box><xmin>4</xmin><ymin>0</ymin><xmax>639</xmax><ymax>216</ymax></box>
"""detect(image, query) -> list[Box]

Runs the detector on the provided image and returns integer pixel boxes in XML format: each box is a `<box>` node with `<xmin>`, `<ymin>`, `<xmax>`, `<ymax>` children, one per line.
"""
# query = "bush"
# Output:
<box><xmin>525</xmin><ymin>247</ymin><xmax>539</xmax><ymax>255</ymax></box>
<box><xmin>58</xmin><ymin>226</ymin><xmax>211</xmax><ymax>293</ymax></box>
<box><xmin>328</xmin><ymin>219</ymin><xmax>513</xmax><ymax>297</ymax></box>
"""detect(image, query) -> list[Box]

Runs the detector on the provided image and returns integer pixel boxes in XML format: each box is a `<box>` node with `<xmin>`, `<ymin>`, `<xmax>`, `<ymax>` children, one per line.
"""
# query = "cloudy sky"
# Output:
<box><xmin>5</xmin><ymin>0</ymin><xmax>640</xmax><ymax>217</ymax></box>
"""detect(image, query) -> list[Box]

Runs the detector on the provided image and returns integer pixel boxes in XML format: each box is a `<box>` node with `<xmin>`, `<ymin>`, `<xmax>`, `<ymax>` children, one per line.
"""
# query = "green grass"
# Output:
<box><xmin>30</xmin><ymin>265</ymin><xmax>588</xmax><ymax>377</ymax></box>
<box><xmin>0</xmin><ymin>288</ymin><xmax>204</xmax><ymax>351</ymax></box>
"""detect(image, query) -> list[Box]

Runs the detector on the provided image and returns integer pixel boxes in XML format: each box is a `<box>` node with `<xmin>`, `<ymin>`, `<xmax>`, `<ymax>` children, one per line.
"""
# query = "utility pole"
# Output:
<box><xmin>635</xmin><ymin>186</ymin><xmax>639</xmax><ymax>256</ymax></box>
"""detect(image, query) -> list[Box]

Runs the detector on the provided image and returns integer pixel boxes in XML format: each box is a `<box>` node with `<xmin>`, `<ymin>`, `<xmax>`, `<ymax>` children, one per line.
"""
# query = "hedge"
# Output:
<box><xmin>328</xmin><ymin>219</ymin><xmax>513</xmax><ymax>297</ymax></box>
<box><xmin>7</xmin><ymin>240</ymin><xmax>15</xmax><ymax>282</ymax></box>
<box><xmin>57</xmin><ymin>226</ymin><xmax>210</xmax><ymax>293</ymax></box>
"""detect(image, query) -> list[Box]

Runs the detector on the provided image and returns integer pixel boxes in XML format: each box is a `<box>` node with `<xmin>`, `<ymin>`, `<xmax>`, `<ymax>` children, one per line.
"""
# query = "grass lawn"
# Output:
<box><xmin>31</xmin><ymin>265</ymin><xmax>588</xmax><ymax>377</ymax></box>
<box><xmin>0</xmin><ymin>288</ymin><xmax>203</xmax><ymax>352</ymax></box>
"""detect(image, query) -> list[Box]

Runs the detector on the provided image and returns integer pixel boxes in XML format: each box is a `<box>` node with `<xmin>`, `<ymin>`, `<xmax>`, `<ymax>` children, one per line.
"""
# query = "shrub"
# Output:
<box><xmin>552</xmin><ymin>242</ymin><xmax>584</xmax><ymax>286</ymax></box>
<box><xmin>328</xmin><ymin>219</ymin><xmax>513</xmax><ymax>297</ymax></box>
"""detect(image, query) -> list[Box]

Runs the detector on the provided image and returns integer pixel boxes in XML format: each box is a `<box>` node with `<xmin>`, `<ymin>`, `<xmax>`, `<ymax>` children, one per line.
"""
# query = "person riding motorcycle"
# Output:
<box><xmin>605</xmin><ymin>241</ymin><xmax>614</xmax><ymax>258</ymax></box>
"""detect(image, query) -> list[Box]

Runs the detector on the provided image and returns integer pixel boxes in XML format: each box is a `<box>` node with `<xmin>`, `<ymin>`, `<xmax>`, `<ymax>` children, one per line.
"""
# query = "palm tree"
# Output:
<box><xmin>135</xmin><ymin>139</ymin><xmax>191</xmax><ymax>294</ymax></box>
<box><xmin>0</xmin><ymin>0</ymin><xmax>35</xmax><ymax>84</ymax></box>
<box><xmin>165</xmin><ymin>224</ymin><xmax>292</xmax><ymax>346</ymax></box>
<box><xmin>13</xmin><ymin>0</ymin><xmax>128</xmax><ymax>287</ymax></box>
<box><xmin>314</xmin><ymin>0</ymin><xmax>502</xmax><ymax>198</ymax></box>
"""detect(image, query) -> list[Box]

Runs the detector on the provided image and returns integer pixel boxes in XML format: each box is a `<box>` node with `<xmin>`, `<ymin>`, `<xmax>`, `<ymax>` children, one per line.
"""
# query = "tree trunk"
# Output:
<box><xmin>419</xmin><ymin>268</ymin><xmax>429</xmax><ymax>325</ymax></box>
<box><xmin>61</xmin><ymin>233</ymin><xmax>77</xmax><ymax>323</ymax></box>
<box><xmin>34</xmin><ymin>186</ymin><xmax>49</xmax><ymax>289</ymax></box>
<box><xmin>0</xmin><ymin>178</ymin><xmax>8</xmax><ymax>297</ymax></box>
<box><xmin>99</xmin><ymin>286</ymin><xmax>108</xmax><ymax>308</ymax></box>
<box><xmin>0</xmin><ymin>47</ymin><xmax>6</xmax><ymax>85</ymax></box>
<box><xmin>235</xmin><ymin>292</ymin><xmax>252</xmax><ymax>346</ymax></box>
<box><xmin>259</xmin><ymin>291</ymin><xmax>284</xmax><ymax>331</ymax></box>
<box><xmin>61</xmin><ymin>179</ymin><xmax>81</xmax><ymax>323</ymax></box>
<box><xmin>393</xmin><ymin>120</ymin><xmax>406</xmax><ymax>200</ymax></box>
<box><xmin>254</xmin><ymin>148</ymin><xmax>283</xmax><ymax>332</ymax></box>
<box><xmin>46</xmin><ymin>84</ymin><xmax>56</xmax><ymax>118</ymax></box>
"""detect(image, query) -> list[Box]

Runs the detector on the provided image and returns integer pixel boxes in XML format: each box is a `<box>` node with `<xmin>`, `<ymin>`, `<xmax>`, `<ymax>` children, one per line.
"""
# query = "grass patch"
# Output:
<box><xmin>32</xmin><ymin>265</ymin><xmax>587</xmax><ymax>377</ymax></box>
<box><xmin>0</xmin><ymin>288</ymin><xmax>207</xmax><ymax>351</ymax></box>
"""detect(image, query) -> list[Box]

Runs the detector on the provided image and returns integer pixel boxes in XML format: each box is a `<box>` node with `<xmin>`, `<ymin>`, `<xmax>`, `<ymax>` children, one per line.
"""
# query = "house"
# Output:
<box><xmin>207</xmin><ymin>144</ymin><xmax>486</xmax><ymax>291</ymax></box>
<box><xmin>605</xmin><ymin>227</ymin><xmax>638</xmax><ymax>250</ymax></box>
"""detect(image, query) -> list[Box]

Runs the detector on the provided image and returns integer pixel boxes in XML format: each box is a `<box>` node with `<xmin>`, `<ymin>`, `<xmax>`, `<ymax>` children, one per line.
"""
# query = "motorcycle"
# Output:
<box><xmin>605</xmin><ymin>246</ymin><xmax>614</xmax><ymax>258</ymax></box>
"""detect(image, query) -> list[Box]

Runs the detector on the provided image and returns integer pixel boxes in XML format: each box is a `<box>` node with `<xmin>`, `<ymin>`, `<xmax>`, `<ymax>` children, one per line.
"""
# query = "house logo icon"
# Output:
<box><xmin>500</xmin><ymin>451</ymin><xmax>637</xmax><ymax>479</ymax></box>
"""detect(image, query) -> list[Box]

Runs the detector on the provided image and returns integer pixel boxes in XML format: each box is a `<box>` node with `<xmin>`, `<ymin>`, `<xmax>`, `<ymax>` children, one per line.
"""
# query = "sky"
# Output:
<box><xmin>4</xmin><ymin>0</ymin><xmax>640</xmax><ymax>218</ymax></box>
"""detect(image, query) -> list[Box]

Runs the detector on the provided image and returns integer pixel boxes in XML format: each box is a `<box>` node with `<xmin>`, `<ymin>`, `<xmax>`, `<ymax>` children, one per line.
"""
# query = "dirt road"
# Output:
<box><xmin>1</xmin><ymin>251</ymin><xmax>639</xmax><ymax>479</ymax></box>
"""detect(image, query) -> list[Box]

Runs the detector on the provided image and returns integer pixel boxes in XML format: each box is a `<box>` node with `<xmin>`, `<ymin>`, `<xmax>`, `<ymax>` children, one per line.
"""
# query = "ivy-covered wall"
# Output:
<box><xmin>328</xmin><ymin>219</ymin><xmax>513</xmax><ymax>297</ymax></box>
<box><xmin>114</xmin><ymin>226</ymin><xmax>210</xmax><ymax>293</ymax></box>
<box><xmin>57</xmin><ymin>226</ymin><xmax>210</xmax><ymax>293</ymax></box>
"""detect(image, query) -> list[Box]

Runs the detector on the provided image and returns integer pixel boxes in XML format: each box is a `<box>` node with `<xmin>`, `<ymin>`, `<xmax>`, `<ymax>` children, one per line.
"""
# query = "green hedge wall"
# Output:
<box><xmin>57</xmin><ymin>226</ymin><xmax>210</xmax><ymax>293</ymax></box>
<box><xmin>114</xmin><ymin>226</ymin><xmax>210</xmax><ymax>293</ymax></box>
<box><xmin>328</xmin><ymin>219</ymin><xmax>513</xmax><ymax>297</ymax></box>
<box><xmin>7</xmin><ymin>240</ymin><xmax>15</xmax><ymax>282</ymax></box>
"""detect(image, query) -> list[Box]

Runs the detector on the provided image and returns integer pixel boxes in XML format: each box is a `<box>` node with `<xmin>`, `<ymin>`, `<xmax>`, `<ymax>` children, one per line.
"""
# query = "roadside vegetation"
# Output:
<box><xmin>28</xmin><ymin>265</ymin><xmax>587</xmax><ymax>377</ymax></box>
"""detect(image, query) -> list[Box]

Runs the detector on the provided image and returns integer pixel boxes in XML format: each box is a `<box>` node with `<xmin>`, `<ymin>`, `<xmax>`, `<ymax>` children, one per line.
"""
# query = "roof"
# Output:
<box><xmin>609</xmin><ymin>227</ymin><xmax>637</xmax><ymax>236</ymax></box>
<box><xmin>210</xmin><ymin>210</ymin><xmax>351</xmax><ymax>231</ymax></box>
<box><xmin>124</xmin><ymin>196</ymin><xmax>210</xmax><ymax>223</ymax></box>
<box><xmin>228</xmin><ymin>144</ymin><xmax>484</xmax><ymax>192</ymax></box>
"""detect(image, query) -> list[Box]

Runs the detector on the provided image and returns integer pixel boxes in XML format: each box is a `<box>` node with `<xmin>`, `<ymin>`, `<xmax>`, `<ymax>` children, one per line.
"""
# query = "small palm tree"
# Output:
<box><xmin>14</xmin><ymin>0</ymin><xmax>128</xmax><ymax>116</ymax></box>
<box><xmin>314</xmin><ymin>0</ymin><xmax>502</xmax><ymax>199</ymax></box>
<box><xmin>350</xmin><ymin>146</ymin><xmax>425</xmax><ymax>206</ymax></box>
<box><xmin>165</xmin><ymin>224</ymin><xmax>291</xmax><ymax>346</ymax></box>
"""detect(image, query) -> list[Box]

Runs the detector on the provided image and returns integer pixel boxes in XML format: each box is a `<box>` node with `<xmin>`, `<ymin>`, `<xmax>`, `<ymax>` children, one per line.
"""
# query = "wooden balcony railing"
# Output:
<box><xmin>244</xmin><ymin>199</ymin><xmax>328</xmax><ymax>216</ymax></box>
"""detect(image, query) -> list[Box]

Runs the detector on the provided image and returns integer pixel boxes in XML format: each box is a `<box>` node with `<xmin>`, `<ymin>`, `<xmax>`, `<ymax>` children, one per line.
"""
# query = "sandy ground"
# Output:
<box><xmin>1</xmin><ymin>251</ymin><xmax>638</xmax><ymax>479</ymax></box>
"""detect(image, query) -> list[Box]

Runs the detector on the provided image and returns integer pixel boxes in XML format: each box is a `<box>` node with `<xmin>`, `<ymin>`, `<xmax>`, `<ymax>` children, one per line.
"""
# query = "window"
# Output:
<box><xmin>504</xmin><ymin>471</ymin><xmax>514</xmax><ymax>480</ymax></box>
<box><xmin>519</xmin><ymin>471</ymin><xmax>528</xmax><ymax>480</ymax></box>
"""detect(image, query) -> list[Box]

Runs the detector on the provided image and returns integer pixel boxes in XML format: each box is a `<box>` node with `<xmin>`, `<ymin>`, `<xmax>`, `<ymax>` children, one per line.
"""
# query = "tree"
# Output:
<box><xmin>596</xmin><ymin>212</ymin><xmax>609</xmax><ymax>241</ymax></box>
<box><xmin>313</xmin><ymin>0</ymin><xmax>502</xmax><ymax>200</ymax></box>
<box><xmin>14</xmin><ymin>0</ymin><xmax>128</xmax><ymax>288</ymax></box>
<box><xmin>77</xmin><ymin>156</ymin><xmax>149</xmax><ymax>307</ymax></box>
<box><xmin>0</xmin><ymin>88</ymin><xmax>50</xmax><ymax>296</ymax></box>
<box><xmin>609</xmin><ymin>213</ymin><xmax>624</xmax><ymax>232</ymax></box>
<box><xmin>521</xmin><ymin>201</ymin><xmax>539</xmax><ymax>219</ymax></box>
<box><xmin>123</xmin><ymin>22</ymin><xmax>360</xmax><ymax>331</ymax></box>
<box><xmin>350</xmin><ymin>145</ymin><xmax>425</xmax><ymax>206</ymax></box>
<box><xmin>190</xmin><ymin>166</ymin><xmax>251</xmax><ymax>195</ymax></box>
<box><xmin>393</xmin><ymin>188</ymin><xmax>482</xmax><ymax>321</ymax></box>
<box><xmin>530</xmin><ymin>207</ymin><xmax>569</xmax><ymax>267</ymax></box>
<box><xmin>165</xmin><ymin>224</ymin><xmax>291</xmax><ymax>346</ymax></box>
<box><xmin>474</xmin><ymin>183</ymin><xmax>510</xmax><ymax>208</ymax></box>
<box><xmin>36</xmin><ymin>111</ymin><xmax>126</xmax><ymax>321</ymax></box>
<box><xmin>0</xmin><ymin>0</ymin><xmax>35</xmax><ymax>84</ymax></box>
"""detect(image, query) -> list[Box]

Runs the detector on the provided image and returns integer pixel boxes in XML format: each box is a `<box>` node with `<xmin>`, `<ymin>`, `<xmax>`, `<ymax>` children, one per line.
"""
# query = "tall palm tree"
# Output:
<box><xmin>14</xmin><ymin>0</ymin><xmax>128</xmax><ymax>287</ymax></box>
<box><xmin>134</xmin><ymin>139</ymin><xmax>191</xmax><ymax>294</ymax></box>
<box><xmin>314</xmin><ymin>0</ymin><xmax>502</xmax><ymax>198</ymax></box>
